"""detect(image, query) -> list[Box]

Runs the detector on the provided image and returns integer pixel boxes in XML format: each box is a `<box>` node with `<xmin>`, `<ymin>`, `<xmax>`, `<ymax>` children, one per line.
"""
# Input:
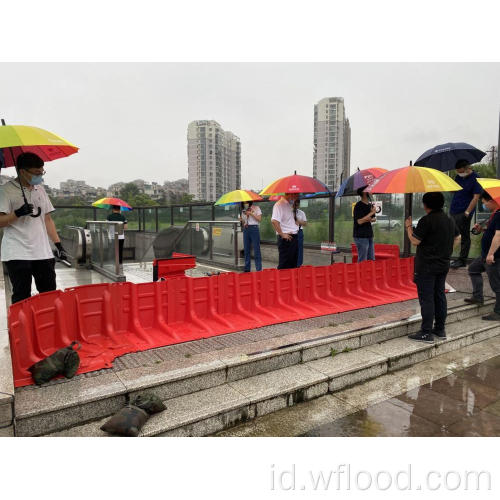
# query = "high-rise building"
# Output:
<box><xmin>187</xmin><ymin>120</ymin><xmax>241</xmax><ymax>201</ymax></box>
<box><xmin>313</xmin><ymin>97</ymin><xmax>351</xmax><ymax>191</ymax></box>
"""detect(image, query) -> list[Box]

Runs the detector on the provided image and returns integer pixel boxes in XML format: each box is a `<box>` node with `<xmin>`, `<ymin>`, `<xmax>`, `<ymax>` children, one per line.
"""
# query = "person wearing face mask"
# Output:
<box><xmin>449</xmin><ymin>159</ymin><xmax>482</xmax><ymax>268</ymax></box>
<box><xmin>0</xmin><ymin>152</ymin><xmax>68</xmax><ymax>304</ymax></box>
<box><xmin>353</xmin><ymin>187</ymin><xmax>377</xmax><ymax>262</ymax></box>
<box><xmin>271</xmin><ymin>193</ymin><xmax>300</xmax><ymax>269</ymax></box>
<box><xmin>239</xmin><ymin>200</ymin><xmax>262</xmax><ymax>272</ymax></box>
<box><xmin>464</xmin><ymin>191</ymin><xmax>500</xmax><ymax>321</ymax></box>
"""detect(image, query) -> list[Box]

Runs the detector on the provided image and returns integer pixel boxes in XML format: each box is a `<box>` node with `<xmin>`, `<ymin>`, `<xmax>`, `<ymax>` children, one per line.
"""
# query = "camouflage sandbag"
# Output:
<box><xmin>132</xmin><ymin>393</ymin><xmax>166</xmax><ymax>415</ymax></box>
<box><xmin>100</xmin><ymin>405</ymin><xmax>149</xmax><ymax>437</ymax></box>
<box><xmin>28</xmin><ymin>341</ymin><xmax>81</xmax><ymax>385</ymax></box>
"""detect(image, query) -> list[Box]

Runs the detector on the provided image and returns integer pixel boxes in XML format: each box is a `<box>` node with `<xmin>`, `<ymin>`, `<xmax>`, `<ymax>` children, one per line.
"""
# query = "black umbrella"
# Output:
<box><xmin>415</xmin><ymin>142</ymin><xmax>486</xmax><ymax>172</ymax></box>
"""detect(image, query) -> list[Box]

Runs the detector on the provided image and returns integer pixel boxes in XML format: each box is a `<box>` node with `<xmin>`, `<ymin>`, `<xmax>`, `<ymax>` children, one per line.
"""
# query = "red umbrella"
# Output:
<box><xmin>260</xmin><ymin>172</ymin><xmax>330</xmax><ymax>195</ymax></box>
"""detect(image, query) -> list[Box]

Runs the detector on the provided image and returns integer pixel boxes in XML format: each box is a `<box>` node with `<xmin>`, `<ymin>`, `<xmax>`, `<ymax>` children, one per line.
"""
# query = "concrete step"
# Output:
<box><xmin>42</xmin><ymin>303</ymin><xmax>500</xmax><ymax>437</ymax></box>
<box><xmin>14</xmin><ymin>299</ymin><xmax>492</xmax><ymax>436</ymax></box>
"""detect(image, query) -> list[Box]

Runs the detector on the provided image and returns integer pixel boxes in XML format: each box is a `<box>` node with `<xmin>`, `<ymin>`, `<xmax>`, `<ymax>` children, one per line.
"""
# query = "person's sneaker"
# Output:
<box><xmin>464</xmin><ymin>297</ymin><xmax>484</xmax><ymax>305</ymax></box>
<box><xmin>482</xmin><ymin>312</ymin><xmax>500</xmax><ymax>321</ymax></box>
<box><xmin>408</xmin><ymin>331</ymin><xmax>435</xmax><ymax>343</ymax></box>
<box><xmin>432</xmin><ymin>329</ymin><xmax>447</xmax><ymax>340</ymax></box>
<box><xmin>450</xmin><ymin>260</ymin><xmax>466</xmax><ymax>269</ymax></box>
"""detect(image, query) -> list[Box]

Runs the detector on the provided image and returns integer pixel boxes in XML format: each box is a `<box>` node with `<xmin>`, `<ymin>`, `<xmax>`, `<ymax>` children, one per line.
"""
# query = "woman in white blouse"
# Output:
<box><xmin>240</xmin><ymin>201</ymin><xmax>263</xmax><ymax>272</ymax></box>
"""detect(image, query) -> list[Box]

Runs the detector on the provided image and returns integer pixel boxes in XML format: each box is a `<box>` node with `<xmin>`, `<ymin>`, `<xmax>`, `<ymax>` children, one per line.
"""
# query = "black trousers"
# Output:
<box><xmin>5</xmin><ymin>259</ymin><xmax>56</xmax><ymax>304</ymax></box>
<box><xmin>119</xmin><ymin>239</ymin><xmax>124</xmax><ymax>264</ymax></box>
<box><xmin>468</xmin><ymin>257</ymin><xmax>500</xmax><ymax>313</ymax></box>
<box><xmin>451</xmin><ymin>212</ymin><xmax>472</xmax><ymax>262</ymax></box>
<box><xmin>414</xmin><ymin>270</ymin><xmax>448</xmax><ymax>334</ymax></box>
<box><xmin>277</xmin><ymin>233</ymin><xmax>298</xmax><ymax>270</ymax></box>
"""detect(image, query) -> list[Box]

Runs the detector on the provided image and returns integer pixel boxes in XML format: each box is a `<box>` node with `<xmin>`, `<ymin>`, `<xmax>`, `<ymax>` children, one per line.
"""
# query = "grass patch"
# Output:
<box><xmin>184</xmin><ymin>353</ymin><xmax>192</xmax><ymax>358</ymax></box>
<box><xmin>342</xmin><ymin>347</ymin><xmax>352</xmax><ymax>353</ymax></box>
<box><xmin>330</xmin><ymin>348</ymin><xmax>338</xmax><ymax>358</ymax></box>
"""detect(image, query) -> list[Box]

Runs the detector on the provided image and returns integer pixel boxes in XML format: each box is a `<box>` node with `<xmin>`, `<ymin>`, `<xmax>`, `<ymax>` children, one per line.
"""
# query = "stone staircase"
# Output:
<box><xmin>12</xmin><ymin>298</ymin><xmax>499</xmax><ymax>437</ymax></box>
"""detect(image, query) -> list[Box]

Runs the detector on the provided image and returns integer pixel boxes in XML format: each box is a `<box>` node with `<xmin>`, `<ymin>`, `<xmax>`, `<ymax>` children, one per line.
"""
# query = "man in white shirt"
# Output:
<box><xmin>0</xmin><ymin>153</ymin><xmax>67</xmax><ymax>303</ymax></box>
<box><xmin>271</xmin><ymin>193</ymin><xmax>300</xmax><ymax>269</ymax></box>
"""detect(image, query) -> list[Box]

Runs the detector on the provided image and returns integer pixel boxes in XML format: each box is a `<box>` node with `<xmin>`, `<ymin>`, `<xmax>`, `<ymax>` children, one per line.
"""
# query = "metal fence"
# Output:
<box><xmin>53</xmin><ymin>192</ymin><xmax>486</xmax><ymax>258</ymax></box>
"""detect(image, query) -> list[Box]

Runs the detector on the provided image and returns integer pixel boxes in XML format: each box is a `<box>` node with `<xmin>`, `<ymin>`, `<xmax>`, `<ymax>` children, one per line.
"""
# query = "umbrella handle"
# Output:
<box><xmin>30</xmin><ymin>207</ymin><xmax>42</xmax><ymax>218</ymax></box>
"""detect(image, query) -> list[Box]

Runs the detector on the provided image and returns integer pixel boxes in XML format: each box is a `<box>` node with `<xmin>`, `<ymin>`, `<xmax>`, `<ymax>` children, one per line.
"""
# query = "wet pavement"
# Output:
<box><xmin>302</xmin><ymin>355</ymin><xmax>500</xmax><ymax>437</ymax></box>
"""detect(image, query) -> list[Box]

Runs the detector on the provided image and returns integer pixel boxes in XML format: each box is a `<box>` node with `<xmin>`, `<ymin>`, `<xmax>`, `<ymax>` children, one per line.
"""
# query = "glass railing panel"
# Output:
<box><xmin>51</xmin><ymin>207</ymin><xmax>95</xmax><ymax>232</ymax></box>
<box><xmin>215</xmin><ymin>204</ymin><xmax>240</xmax><ymax>221</ymax></box>
<box><xmin>87</xmin><ymin>221</ymin><xmax>124</xmax><ymax>280</ymax></box>
<box><xmin>192</xmin><ymin>205</ymin><xmax>213</xmax><ymax>221</ymax></box>
<box><xmin>173</xmin><ymin>206</ymin><xmax>189</xmax><ymax>226</ymax></box>
<box><xmin>158</xmin><ymin>207</ymin><xmax>172</xmax><ymax>231</ymax></box>
<box><xmin>298</xmin><ymin>197</ymin><xmax>329</xmax><ymax>245</ymax></box>
<box><xmin>171</xmin><ymin>221</ymin><xmax>241</xmax><ymax>268</ymax></box>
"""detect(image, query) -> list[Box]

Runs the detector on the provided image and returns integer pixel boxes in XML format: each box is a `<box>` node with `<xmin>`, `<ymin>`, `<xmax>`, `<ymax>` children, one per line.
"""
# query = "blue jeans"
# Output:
<box><xmin>297</xmin><ymin>228</ymin><xmax>304</xmax><ymax>267</ymax></box>
<box><xmin>243</xmin><ymin>225</ymin><xmax>262</xmax><ymax>272</ymax></box>
<box><xmin>354</xmin><ymin>237</ymin><xmax>374</xmax><ymax>262</ymax></box>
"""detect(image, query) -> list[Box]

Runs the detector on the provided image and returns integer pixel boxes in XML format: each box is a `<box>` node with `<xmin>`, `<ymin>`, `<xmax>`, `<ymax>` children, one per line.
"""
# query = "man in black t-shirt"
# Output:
<box><xmin>106</xmin><ymin>205</ymin><xmax>128</xmax><ymax>264</ymax></box>
<box><xmin>405</xmin><ymin>192</ymin><xmax>461</xmax><ymax>343</ymax></box>
<box><xmin>353</xmin><ymin>187</ymin><xmax>377</xmax><ymax>262</ymax></box>
<box><xmin>465</xmin><ymin>190</ymin><xmax>500</xmax><ymax>321</ymax></box>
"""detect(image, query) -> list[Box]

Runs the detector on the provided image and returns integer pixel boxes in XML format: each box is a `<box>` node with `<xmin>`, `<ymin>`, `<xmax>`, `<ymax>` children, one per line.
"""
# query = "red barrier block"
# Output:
<box><xmin>351</xmin><ymin>243</ymin><xmax>401</xmax><ymax>264</ymax></box>
<box><xmin>8</xmin><ymin>257</ymin><xmax>419</xmax><ymax>387</ymax></box>
<box><xmin>153</xmin><ymin>253</ymin><xmax>196</xmax><ymax>281</ymax></box>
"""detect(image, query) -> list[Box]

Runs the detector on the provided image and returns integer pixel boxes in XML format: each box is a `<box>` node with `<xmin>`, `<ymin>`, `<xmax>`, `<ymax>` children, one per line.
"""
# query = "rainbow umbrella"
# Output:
<box><xmin>0</xmin><ymin>120</ymin><xmax>78</xmax><ymax>168</ymax></box>
<box><xmin>336</xmin><ymin>167</ymin><xmax>388</xmax><ymax>197</ymax></box>
<box><xmin>1</xmin><ymin>119</ymin><xmax>79</xmax><ymax>218</ymax></box>
<box><xmin>92</xmin><ymin>197</ymin><xmax>132</xmax><ymax>211</ymax></box>
<box><xmin>365</xmin><ymin>166</ymin><xmax>462</xmax><ymax>194</ymax></box>
<box><xmin>214</xmin><ymin>189</ymin><xmax>263</xmax><ymax>206</ymax></box>
<box><xmin>260</xmin><ymin>173</ymin><xmax>330</xmax><ymax>196</ymax></box>
<box><xmin>477</xmin><ymin>178</ymin><xmax>500</xmax><ymax>205</ymax></box>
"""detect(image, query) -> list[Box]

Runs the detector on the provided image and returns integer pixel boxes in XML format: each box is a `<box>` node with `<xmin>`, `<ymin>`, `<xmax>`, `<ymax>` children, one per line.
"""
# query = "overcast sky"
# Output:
<box><xmin>1</xmin><ymin>62</ymin><xmax>499</xmax><ymax>190</ymax></box>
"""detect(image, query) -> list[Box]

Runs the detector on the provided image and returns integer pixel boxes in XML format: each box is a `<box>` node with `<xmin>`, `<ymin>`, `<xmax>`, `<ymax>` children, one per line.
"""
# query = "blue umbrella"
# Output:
<box><xmin>415</xmin><ymin>142</ymin><xmax>486</xmax><ymax>172</ymax></box>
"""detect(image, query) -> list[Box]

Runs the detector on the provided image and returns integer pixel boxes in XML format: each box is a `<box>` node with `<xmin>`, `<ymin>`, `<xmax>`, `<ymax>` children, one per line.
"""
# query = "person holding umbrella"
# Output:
<box><xmin>240</xmin><ymin>200</ymin><xmax>262</xmax><ymax>272</ymax></box>
<box><xmin>107</xmin><ymin>205</ymin><xmax>128</xmax><ymax>264</ymax></box>
<box><xmin>405</xmin><ymin>192</ymin><xmax>461</xmax><ymax>342</ymax></box>
<box><xmin>367</xmin><ymin>165</ymin><xmax>463</xmax><ymax>342</ymax></box>
<box><xmin>271</xmin><ymin>193</ymin><xmax>300</xmax><ymax>269</ymax></box>
<box><xmin>465</xmin><ymin>189</ymin><xmax>500</xmax><ymax>321</ymax></box>
<box><xmin>261</xmin><ymin>172</ymin><xmax>330</xmax><ymax>270</ymax></box>
<box><xmin>0</xmin><ymin>152</ymin><xmax>68</xmax><ymax>303</ymax></box>
<box><xmin>415</xmin><ymin>143</ymin><xmax>486</xmax><ymax>269</ymax></box>
<box><xmin>92</xmin><ymin>197</ymin><xmax>132</xmax><ymax>265</ymax></box>
<box><xmin>214</xmin><ymin>189</ymin><xmax>264</xmax><ymax>272</ymax></box>
<box><xmin>353</xmin><ymin>187</ymin><xmax>377</xmax><ymax>262</ymax></box>
<box><xmin>449</xmin><ymin>160</ymin><xmax>482</xmax><ymax>268</ymax></box>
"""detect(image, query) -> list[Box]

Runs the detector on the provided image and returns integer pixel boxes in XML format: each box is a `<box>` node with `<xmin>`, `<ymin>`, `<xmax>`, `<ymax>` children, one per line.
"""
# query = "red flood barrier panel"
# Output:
<box><xmin>8</xmin><ymin>257</ymin><xmax>417</xmax><ymax>387</ymax></box>
<box><xmin>153</xmin><ymin>253</ymin><xmax>196</xmax><ymax>281</ymax></box>
<box><xmin>351</xmin><ymin>243</ymin><xmax>400</xmax><ymax>264</ymax></box>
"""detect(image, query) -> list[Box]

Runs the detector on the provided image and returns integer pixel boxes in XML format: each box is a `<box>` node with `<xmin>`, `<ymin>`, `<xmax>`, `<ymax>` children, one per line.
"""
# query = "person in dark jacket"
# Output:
<box><xmin>353</xmin><ymin>187</ymin><xmax>377</xmax><ymax>262</ymax></box>
<box><xmin>449</xmin><ymin>159</ymin><xmax>482</xmax><ymax>268</ymax></box>
<box><xmin>465</xmin><ymin>190</ymin><xmax>500</xmax><ymax>321</ymax></box>
<box><xmin>405</xmin><ymin>192</ymin><xmax>461</xmax><ymax>343</ymax></box>
<box><xmin>107</xmin><ymin>205</ymin><xmax>128</xmax><ymax>264</ymax></box>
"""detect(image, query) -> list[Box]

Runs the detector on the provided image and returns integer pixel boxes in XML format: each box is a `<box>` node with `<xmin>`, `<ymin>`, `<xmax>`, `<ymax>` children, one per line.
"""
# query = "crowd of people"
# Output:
<box><xmin>2</xmin><ymin>153</ymin><xmax>500</xmax><ymax>345</ymax></box>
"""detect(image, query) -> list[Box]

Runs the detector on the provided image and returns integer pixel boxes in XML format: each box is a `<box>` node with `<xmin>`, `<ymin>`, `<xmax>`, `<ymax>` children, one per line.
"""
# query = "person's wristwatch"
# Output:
<box><xmin>465</xmin><ymin>211</ymin><xmax>470</xmax><ymax>217</ymax></box>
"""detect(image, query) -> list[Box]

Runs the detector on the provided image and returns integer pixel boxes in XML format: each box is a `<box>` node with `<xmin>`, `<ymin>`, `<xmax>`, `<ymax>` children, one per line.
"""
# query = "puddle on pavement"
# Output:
<box><xmin>302</xmin><ymin>355</ymin><xmax>500</xmax><ymax>437</ymax></box>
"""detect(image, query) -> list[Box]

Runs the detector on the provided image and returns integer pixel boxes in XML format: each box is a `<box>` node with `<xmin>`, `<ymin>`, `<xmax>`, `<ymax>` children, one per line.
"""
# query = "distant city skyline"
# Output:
<box><xmin>0</xmin><ymin>63</ymin><xmax>499</xmax><ymax>191</ymax></box>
